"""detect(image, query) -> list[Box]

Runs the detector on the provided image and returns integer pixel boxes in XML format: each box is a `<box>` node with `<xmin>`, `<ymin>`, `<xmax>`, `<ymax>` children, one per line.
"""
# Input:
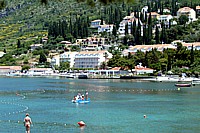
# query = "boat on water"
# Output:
<box><xmin>175</xmin><ymin>83</ymin><xmax>192</xmax><ymax>87</ymax></box>
<box><xmin>78</xmin><ymin>74</ymin><xmax>88</xmax><ymax>79</ymax></box>
<box><xmin>72</xmin><ymin>98</ymin><xmax>90</xmax><ymax>104</ymax></box>
<box><xmin>192</xmin><ymin>79</ymin><xmax>200</xmax><ymax>85</ymax></box>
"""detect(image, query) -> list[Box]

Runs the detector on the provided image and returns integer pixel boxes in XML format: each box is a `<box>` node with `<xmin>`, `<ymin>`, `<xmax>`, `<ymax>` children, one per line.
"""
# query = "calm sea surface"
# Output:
<box><xmin>0</xmin><ymin>76</ymin><xmax>200</xmax><ymax>133</ymax></box>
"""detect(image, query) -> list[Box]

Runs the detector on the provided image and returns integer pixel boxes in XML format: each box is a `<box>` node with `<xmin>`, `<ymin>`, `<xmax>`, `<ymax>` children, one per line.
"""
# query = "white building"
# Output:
<box><xmin>76</xmin><ymin>37</ymin><xmax>108</xmax><ymax>51</ymax></box>
<box><xmin>30</xmin><ymin>44</ymin><xmax>43</xmax><ymax>51</ymax></box>
<box><xmin>182</xmin><ymin>42</ymin><xmax>200</xmax><ymax>50</ymax></box>
<box><xmin>157</xmin><ymin>14</ymin><xmax>173</xmax><ymax>28</ymax></box>
<box><xmin>84</xmin><ymin>44</ymin><xmax>100</xmax><ymax>51</ymax></box>
<box><xmin>76</xmin><ymin>37</ymin><xmax>106</xmax><ymax>46</ymax></box>
<box><xmin>177</xmin><ymin>7</ymin><xmax>196</xmax><ymax>22</ymax></box>
<box><xmin>118</xmin><ymin>16</ymin><xmax>141</xmax><ymax>37</ymax></box>
<box><xmin>28</xmin><ymin>68</ymin><xmax>54</xmax><ymax>76</ymax></box>
<box><xmin>0</xmin><ymin>66</ymin><xmax>21</xmax><ymax>75</ymax></box>
<box><xmin>158</xmin><ymin>15</ymin><xmax>173</xmax><ymax>23</ymax></box>
<box><xmin>171</xmin><ymin>40</ymin><xmax>200</xmax><ymax>50</ymax></box>
<box><xmin>51</xmin><ymin>54</ymin><xmax>60</xmax><ymax>67</ymax></box>
<box><xmin>141</xmin><ymin>6</ymin><xmax>148</xmax><ymax>14</ymax></box>
<box><xmin>196</xmin><ymin>6</ymin><xmax>200</xmax><ymax>15</ymax></box>
<box><xmin>0</xmin><ymin>51</ymin><xmax>5</xmax><ymax>58</ymax></box>
<box><xmin>122</xmin><ymin>41</ymin><xmax>200</xmax><ymax>56</ymax></box>
<box><xmin>122</xmin><ymin>44</ymin><xmax>176</xmax><ymax>56</ymax></box>
<box><xmin>98</xmin><ymin>24</ymin><xmax>114</xmax><ymax>33</ymax></box>
<box><xmin>91</xmin><ymin>19</ymin><xmax>105</xmax><ymax>28</ymax></box>
<box><xmin>133</xmin><ymin>63</ymin><xmax>154</xmax><ymax>75</ymax></box>
<box><xmin>74</xmin><ymin>51</ymin><xmax>112</xmax><ymax>69</ymax></box>
<box><xmin>60</xmin><ymin>52</ymin><xmax>78</xmax><ymax>68</ymax></box>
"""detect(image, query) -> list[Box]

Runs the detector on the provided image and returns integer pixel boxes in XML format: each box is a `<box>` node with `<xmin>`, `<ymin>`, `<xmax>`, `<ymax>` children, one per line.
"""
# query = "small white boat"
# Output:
<box><xmin>192</xmin><ymin>79</ymin><xmax>200</xmax><ymax>85</ymax></box>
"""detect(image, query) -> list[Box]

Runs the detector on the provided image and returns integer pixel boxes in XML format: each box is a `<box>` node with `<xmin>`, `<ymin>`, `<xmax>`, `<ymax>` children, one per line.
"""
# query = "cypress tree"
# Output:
<box><xmin>143</xmin><ymin>25</ymin><xmax>147</xmax><ymax>45</ymax></box>
<box><xmin>132</xmin><ymin>20</ymin><xmax>136</xmax><ymax>36</ymax></box>
<box><xmin>190</xmin><ymin>45</ymin><xmax>194</xmax><ymax>65</ymax></box>
<box><xmin>147</xmin><ymin>12</ymin><xmax>152</xmax><ymax>45</ymax></box>
<box><xmin>112</xmin><ymin>25</ymin><xmax>117</xmax><ymax>37</ymax></box>
<box><xmin>17</xmin><ymin>39</ymin><xmax>21</xmax><ymax>48</ymax></box>
<box><xmin>160</xmin><ymin>22</ymin><xmax>164</xmax><ymax>44</ymax></box>
<box><xmin>125</xmin><ymin>23</ymin><xmax>128</xmax><ymax>35</ymax></box>
<box><xmin>155</xmin><ymin>25</ymin><xmax>160</xmax><ymax>44</ymax></box>
<box><xmin>135</xmin><ymin>19</ymin><xmax>142</xmax><ymax>45</ymax></box>
<box><xmin>130</xmin><ymin>22</ymin><xmax>133</xmax><ymax>35</ymax></box>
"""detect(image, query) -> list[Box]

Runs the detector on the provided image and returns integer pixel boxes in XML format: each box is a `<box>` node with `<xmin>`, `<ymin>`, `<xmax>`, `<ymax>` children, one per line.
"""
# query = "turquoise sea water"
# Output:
<box><xmin>0</xmin><ymin>76</ymin><xmax>200</xmax><ymax>133</ymax></box>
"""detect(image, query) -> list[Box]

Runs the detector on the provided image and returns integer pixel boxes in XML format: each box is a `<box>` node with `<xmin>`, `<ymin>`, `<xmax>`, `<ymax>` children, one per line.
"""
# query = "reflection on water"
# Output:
<box><xmin>0</xmin><ymin>77</ymin><xmax>200</xmax><ymax>132</ymax></box>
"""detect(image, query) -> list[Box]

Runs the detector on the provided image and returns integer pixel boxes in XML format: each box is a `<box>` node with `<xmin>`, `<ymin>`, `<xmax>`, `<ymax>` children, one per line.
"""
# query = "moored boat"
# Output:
<box><xmin>192</xmin><ymin>79</ymin><xmax>200</xmax><ymax>85</ymax></box>
<box><xmin>78</xmin><ymin>75</ymin><xmax>88</xmax><ymax>79</ymax></box>
<box><xmin>175</xmin><ymin>83</ymin><xmax>191</xmax><ymax>87</ymax></box>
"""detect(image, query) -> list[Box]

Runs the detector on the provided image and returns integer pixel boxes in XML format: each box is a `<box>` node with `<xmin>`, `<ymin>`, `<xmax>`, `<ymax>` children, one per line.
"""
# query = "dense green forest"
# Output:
<box><xmin>0</xmin><ymin>0</ymin><xmax>200</xmax><ymax>75</ymax></box>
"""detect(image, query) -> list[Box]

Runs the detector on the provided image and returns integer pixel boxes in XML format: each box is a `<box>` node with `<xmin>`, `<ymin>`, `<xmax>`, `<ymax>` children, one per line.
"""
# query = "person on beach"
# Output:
<box><xmin>24</xmin><ymin>113</ymin><xmax>32</xmax><ymax>133</ymax></box>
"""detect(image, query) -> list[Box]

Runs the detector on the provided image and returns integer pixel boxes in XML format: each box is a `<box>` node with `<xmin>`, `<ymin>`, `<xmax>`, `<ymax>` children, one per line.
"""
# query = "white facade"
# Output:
<box><xmin>51</xmin><ymin>54</ymin><xmax>60</xmax><ymax>66</ymax></box>
<box><xmin>133</xmin><ymin>63</ymin><xmax>154</xmax><ymax>75</ymax></box>
<box><xmin>122</xmin><ymin>44</ymin><xmax>176</xmax><ymax>55</ymax></box>
<box><xmin>158</xmin><ymin>15</ymin><xmax>173</xmax><ymax>23</ymax></box>
<box><xmin>157</xmin><ymin>15</ymin><xmax>173</xmax><ymax>28</ymax></box>
<box><xmin>98</xmin><ymin>24</ymin><xmax>114</xmax><ymax>33</ymax></box>
<box><xmin>84</xmin><ymin>44</ymin><xmax>100</xmax><ymax>51</ymax></box>
<box><xmin>177</xmin><ymin>7</ymin><xmax>196</xmax><ymax>22</ymax></box>
<box><xmin>0</xmin><ymin>51</ymin><xmax>5</xmax><ymax>58</ymax></box>
<box><xmin>74</xmin><ymin>51</ymin><xmax>112</xmax><ymax>69</ymax></box>
<box><xmin>28</xmin><ymin>68</ymin><xmax>54</xmax><ymax>76</ymax></box>
<box><xmin>118</xmin><ymin>16</ymin><xmax>141</xmax><ymax>36</ymax></box>
<box><xmin>76</xmin><ymin>37</ymin><xmax>106</xmax><ymax>46</ymax></box>
<box><xmin>60</xmin><ymin>52</ymin><xmax>78</xmax><ymax>68</ymax></box>
<box><xmin>91</xmin><ymin>19</ymin><xmax>104</xmax><ymax>28</ymax></box>
<box><xmin>30</xmin><ymin>44</ymin><xmax>43</xmax><ymax>51</ymax></box>
<box><xmin>141</xmin><ymin>6</ymin><xmax>148</xmax><ymax>14</ymax></box>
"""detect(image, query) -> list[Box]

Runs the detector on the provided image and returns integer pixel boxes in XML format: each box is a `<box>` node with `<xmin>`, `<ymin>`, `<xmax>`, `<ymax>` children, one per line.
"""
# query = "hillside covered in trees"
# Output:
<box><xmin>0</xmin><ymin>0</ymin><xmax>200</xmax><ymax>75</ymax></box>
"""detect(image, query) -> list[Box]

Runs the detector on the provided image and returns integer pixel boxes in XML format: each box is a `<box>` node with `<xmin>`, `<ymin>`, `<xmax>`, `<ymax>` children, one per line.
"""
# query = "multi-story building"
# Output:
<box><xmin>90</xmin><ymin>19</ymin><xmax>105</xmax><ymax>28</ymax></box>
<box><xmin>118</xmin><ymin>16</ymin><xmax>141</xmax><ymax>37</ymax></box>
<box><xmin>98</xmin><ymin>24</ymin><xmax>114</xmax><ymax>34</ymax></box>
<box><xmin>157</xmin><ymin>14</ymin><xmax>173</xmax><ymax>28</ymax></box>
<box><xmin>196</xmin><ymin>6</ymin><xmax>200</xmax><ymax>16</ymax></box>
<box><xmin>51</xmin><ymin>50</ymin><xmax>112</xmax><ymax>69</ymax></box>
<box><xmin>122</xmin><ymin>41</ymin><xmax>200</xmax><ymax>56</ymax></box>
<box><xmin>147</xmin><ymin>12</ymin><xmax>160</xmax><ymax>19</ymax></box>
<box><xmin>74</xmin><ymin>51</ymin><xmax>112</xmax><ymax>69</ymax></box>
<box><xmin>59</xmin><ymin>52</ymin><xmax>78</xmax><ymax>68</ymax></box>
<box><xmin>177</xmin><ymin>7</ymin><xmax>196</xmax><ymax>22</ymax></box>
<box><xmin>172</xmin><ymin>40</ymin><xmax>200</xmax><ymax>50</ymax></box>
<box><xmin>122</xmin><ymin>44</ymin><xmax>176</xmax><ymax>56</ymax></box>
<box><xmin>30</xmin><ymin>44</ymin><xmax>43</xmax><ymax>51</ymax></box>
<box><xmin>76</xmin><ymin>37</ymin><xmax>107</xmax><ymax>51</ymax></box>
<box><xmin>51</xmin><ymin>54</ymin><xmax>60</xmax><ymax>66</ymax></box>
